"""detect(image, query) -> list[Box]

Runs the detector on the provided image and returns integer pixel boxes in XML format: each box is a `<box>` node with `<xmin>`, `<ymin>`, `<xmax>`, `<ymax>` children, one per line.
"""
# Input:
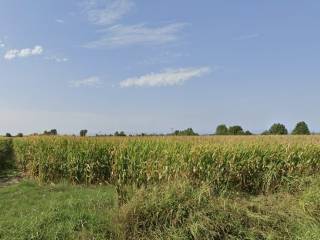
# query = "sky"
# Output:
<box><xmin>1</xmin><ymin>0</ymin><xmax>320</xmax><ymax>135</ymax></box>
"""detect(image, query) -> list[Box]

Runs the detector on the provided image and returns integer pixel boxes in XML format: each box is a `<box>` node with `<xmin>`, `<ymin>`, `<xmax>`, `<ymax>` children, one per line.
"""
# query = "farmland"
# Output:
<box><xmin>1</xmin><ymin>136</ymin><xmax>320</xmax><ymax>239</ymax></box>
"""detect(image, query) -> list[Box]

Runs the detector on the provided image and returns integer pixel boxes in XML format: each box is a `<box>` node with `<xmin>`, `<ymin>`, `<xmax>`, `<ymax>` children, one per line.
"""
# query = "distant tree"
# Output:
<box><xmin>80</xmin><ymin>129</ymin><xmax>88</xmax><ymax>137</ymax></box>
<box><xmin>215</xmin><ymin>124</ymin><xmax>228</xmax><ymax>135</ymax></box>
<box><xmin>292</xmin><ymin>121</ymin><xmax>310</xmax><ymax>135</ymax></box>
<box><xmin>268</xmin><ymin>123</ymin><xmax>288</xmax><ymax>135</ymax></box>
<box><xmin>228</xmin><ymin>126</ymin><xmax>244</xmax><ymax>135</ymax></box>
<box><xmin>43</xmin><ymin>129</ymin><xmax>58</xmax><ymax>136</ymax></box>
<box><xmin>16</xmin><ymin>133</ymin><xmax>23</xmax><ymax>137</ymax></box>
<box><xmin>244</xmin><ymin>130</ymin><xmax>253</xmax><ymax>135</ymax></box>
<box><xmin>173</xmin><ymin>128</ymin><xmax>198</xmax><ymax>136</ymax></box>
<box><xmin>50</xmin><ymin>129</ymin><xmax>58</xmax><ymax>135</ymax></box>
<box><xmin>5</xmin><ymin>133</ymin><xmax>12</xmax><ymax>137</ymax></box>
<box><xmin>114</xmin><ymin>131</ymin><xmax>126</xmax><ymax>137</ymax></box>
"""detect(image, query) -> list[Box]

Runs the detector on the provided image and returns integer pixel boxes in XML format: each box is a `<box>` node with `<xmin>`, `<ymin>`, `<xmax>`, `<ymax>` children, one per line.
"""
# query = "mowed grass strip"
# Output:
<box><xmin>0</xmin><ymin>181</ymin><xmax>117</xmax><ymax>240</ymax></box>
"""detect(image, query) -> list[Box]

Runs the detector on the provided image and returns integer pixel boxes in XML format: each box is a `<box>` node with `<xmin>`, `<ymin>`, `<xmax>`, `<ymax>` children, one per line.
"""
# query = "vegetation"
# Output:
<box><xmin>266</xmin><ymin>123</ymin><xmax>288</xmax><ymax>135</ymax></box>
<box><xmin>80</xmin><ymin>129</ymin><xmax>88</xmax><ymax>137</ymax></box>
<box><xmin>292</xmin><ymin>121</ymin><xmax>311</xmax><ymax>135</ymax></box>
<box><xmin>172</xmin><ymin>128</ymin><xmax>198</xmax><ymax>136</ymax></box>
<box><xmin>0</xmin><ymin>181</ymin><xmax>116</xmax><ymax>239</ymax></box>
<box><xmin>0</xmin><ymin>139</ymin><xmax>14</xmax><ymax>173</ymax></box>
<box><xmin>215</xmin><ymin>124</ymin><xmax>228</xmax><ymax>135</ymax></box>
<box><xmin>10</xmin><ymin>136</ymin><xmax>320</xmax><ymax>195</ymax></box>
<box><xmin>0</xmin><ymin>178</ymin><xmax>319</xmax><ymax>239</ymax></box>
<box><xmin>114</xmin><ymin>131</ymin><xmax>127</xmax><ymax>137</ymax></box>
<box><xmin>215</xmin><ymin>124</ymin><xmax>252</xmax><ymax>135</ymax></box>
<box><xmin>1</xmin><ymin>136</ymin><xmax>320</xmax><ymax>239</ymax></box>
<box><xmin>43</xmin><ymin>129</ymin><xmax>58</xmax><ymax>136</ymax></box>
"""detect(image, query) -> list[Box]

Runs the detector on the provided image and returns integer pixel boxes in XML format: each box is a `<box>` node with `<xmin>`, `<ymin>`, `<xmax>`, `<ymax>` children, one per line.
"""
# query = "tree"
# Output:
<box><xmin>173</xmin><ymin>128</ymin><xmax>198</xmax><ymax>136</ymax></box>
<box><xmin>244</xmin><ymin>130</ymin><xmax>252</xmax><ymax>135</ymax></box>
<box><xmin>5</xmin><ymin>133</ymin><xmax>12</xmax><ymax>137</ymax></box>
<box><xmin>43</xmin><ymin>129</ymin><xmax>58</xmax><ymax>136</ymax></box>
<box><xmin>16</xmin><ymin>133</ymin><xmax>23</xmax><ymax>137</ymax></box>
<box><xmin>292</xmin><ymin>121</ymin><xmax>310</xmax><ymax>135</ymax></box>
<box><xmin>80</xmin><ymin>129</ymin><xmax>88</xmax><ymax>137</ymax></box>
<box><xmin>268</xmin><ymin>123</ymin><xmax>288</xmax><ymax>135</ymax></box>
<box><xmin>228</xmin><ymin>126</ymin><xmax>244</xmax><ymax>135</ymax></box>
<box><xmin>114</xmin><ymin>131</ymin><xmax>126</xmax><ymax>136</ymax></box>
<box><xmin>215</xmin><ymin>124</ymin><xmax>228</xmax><ymax>135</ymax></box>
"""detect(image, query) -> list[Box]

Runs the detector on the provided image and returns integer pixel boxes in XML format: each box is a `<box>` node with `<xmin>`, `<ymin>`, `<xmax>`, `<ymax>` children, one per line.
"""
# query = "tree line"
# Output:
<box><xmin>216</xmin><ymin>121</ymin><xmax>310</xmax><ymax>135</ymax></box>
<box><xmin>2</xmin><ymin>121</ymin><xmax>312</xmax><ymax>137</ymax></box>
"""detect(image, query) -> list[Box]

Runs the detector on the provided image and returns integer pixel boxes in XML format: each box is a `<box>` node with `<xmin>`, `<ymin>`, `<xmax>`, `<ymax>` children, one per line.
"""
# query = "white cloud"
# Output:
<box><xmin>4</xmin><ymin>45</ymin><xmax>43</xmax><ymax>60</ymax></box>
<box><xmin>70</xmin><ymin>76</ymin><xmax>102</xmax><ymax>88</ymax></box>
<box><xmin>120</xmin><ymin>67</ymin><xmax>211</xmax><ymax>88</ymax></box>
<box><xmin>0</xmin><ymin>41</ymin><xmax>5</xmax><ymax>48</ymax></box>
<box><xmin>83</xmin><ymin>0</ymin><xmax>134</xmax><ymax>26</ymax></box>
<box><xmin>85</xmin><ymin>23</ymin><xmax>187</xmax><ymax>48</ymax></box>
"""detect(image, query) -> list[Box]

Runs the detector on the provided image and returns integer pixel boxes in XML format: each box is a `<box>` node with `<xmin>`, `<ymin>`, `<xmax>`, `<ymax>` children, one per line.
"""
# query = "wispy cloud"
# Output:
<box><xmin>70</xmin><ymin>76</ymin><xmax>102</xmax><ymax>88</ymax></box>
<box><xmin>46</xmin><ymin>56</ymin><xmax>69</xmax><ymax>63</ymax></box>
<box><xmin>55</xmin><ymin>19</ymin><xmax>65</xmax><ymax>24</ymax></box>
<box><xmin>234</xmin><ymin>33</ymin><xmax>260</xmax><ymax>41</ymax></box>
<box><xmin>83</xmin><ymin>0</ymin><xmax>134</xmax><ymax>26</ymax></box>
<box><xmin>120</xmin><ymin>67</ymin><xmax>211</xmax><ymax>88</ymax></box>
<box><xmin>85</xmin><ymin>23</ymin><xmax>187</xmax><ymax>48</ymax></box>
<box><xmin>4</xmin><ymin>45</ymin><xmax>43</xmax><ymax>60</ymax></box>
<box><xmin>0</xmin><ymin>40</ymin><xmax>5</xmax><ymax>48</ymax></box>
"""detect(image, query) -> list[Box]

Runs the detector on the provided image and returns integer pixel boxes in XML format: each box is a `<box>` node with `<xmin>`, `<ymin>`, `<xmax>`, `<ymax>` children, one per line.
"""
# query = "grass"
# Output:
<box><xmin>0</xmin><ymin>178</ymin><xmax>319</xmax><ymax>240</ymax></box>
<box><xmin>0</xmin><ymin>181</ymin><xmax>117</xmax><ymax>240</ymax></box>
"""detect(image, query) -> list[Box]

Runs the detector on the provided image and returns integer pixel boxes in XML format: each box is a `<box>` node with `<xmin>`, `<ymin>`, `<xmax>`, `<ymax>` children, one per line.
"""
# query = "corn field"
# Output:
<box><xmin>6</xmin><ymin>136</ymin><xmax>320</xmax><ymax>194</ymax></box>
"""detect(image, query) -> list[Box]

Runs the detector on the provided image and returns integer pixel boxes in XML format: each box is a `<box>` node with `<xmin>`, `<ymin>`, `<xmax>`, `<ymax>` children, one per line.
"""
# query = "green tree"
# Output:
<box><xmin>228</xmin><ymin>126</ymin><xmax>244</xmax><ymax>135</ymax></box>
<box><xmin>5</xmin><ymin>133</ymin><xmax>12</xmax><ymax>137</ymax></box>
<box><xmin>292</xmin><ymin>121</ymin><xmax>310</xmax><ymax>135</ymax></box>
<box><xmin>215</xmin><ymin>124</ymin><xmax>228</xmax><ymax>135</ymax></box>
<box><xmin>173</xmin><ymin>128</ymin><xmax>198</xmax><ymax>136</ymax></box>
<box><xmin>244</xmin><ymin>130</ymin><xmax>252</xmax><ymax>135</ymax></box>
<box><xmin>80</xmin><ymin>129</ymin><xmax>88</xmax><ymax>137</ymax></box>
<box><xmin>114</xmin><ymin>131</ymin><xmax>126</xmax><ymax>136</ymax></box>
<box><xmin>268</xmin><ymin>123</ymin><xmax>288</xmax><ymax>135</ymax></box>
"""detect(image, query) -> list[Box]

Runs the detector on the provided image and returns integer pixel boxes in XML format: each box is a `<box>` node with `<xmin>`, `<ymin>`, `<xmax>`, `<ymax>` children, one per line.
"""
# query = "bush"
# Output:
<box><xmin>292</xmin><ymin>121</ymin><xmax>310</xmax><ymax>135</ymax></box>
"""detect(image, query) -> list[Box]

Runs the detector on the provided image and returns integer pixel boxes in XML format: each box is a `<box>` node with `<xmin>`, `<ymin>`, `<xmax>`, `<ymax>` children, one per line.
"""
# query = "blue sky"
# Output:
<box><xmin>1</xmin><ymin>0</ymin><xmax>320</xmax><ymax>135</ymax></box>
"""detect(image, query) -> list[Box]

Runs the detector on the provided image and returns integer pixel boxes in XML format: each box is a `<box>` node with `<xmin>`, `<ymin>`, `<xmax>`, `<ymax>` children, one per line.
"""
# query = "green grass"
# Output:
<box><xmin>0</xmin><ymin>178</ymin><xmax>319</xmax><ymax>240</ymax></box>
<box><xmin>0</xmin><ymin>181</ymin><xmax>117</xmax><ymax>240</ymax></box>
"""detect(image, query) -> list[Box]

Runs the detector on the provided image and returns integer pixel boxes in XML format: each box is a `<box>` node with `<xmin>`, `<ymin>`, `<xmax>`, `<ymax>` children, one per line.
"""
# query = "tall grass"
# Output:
<box><xmin>12</xmin><ymin>136</ymin><xmax>320</xmax><ymax>194</ymax></box>
<box><xmin>0</xmin><ymin>139</ymin><xmax>14</xmax><ymax>172</ymax></box>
